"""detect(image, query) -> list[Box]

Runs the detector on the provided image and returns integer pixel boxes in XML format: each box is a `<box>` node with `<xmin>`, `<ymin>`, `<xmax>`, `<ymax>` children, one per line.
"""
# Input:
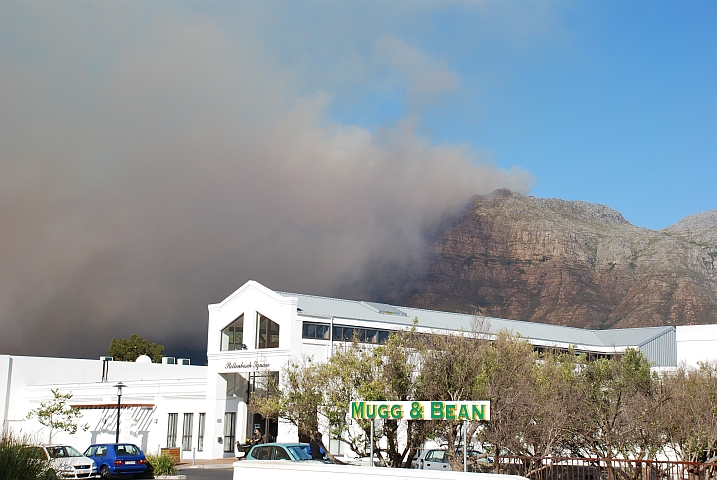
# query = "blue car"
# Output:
<box><xmin>83</xmin><ymin>444</ymin><xmax>147</xmax><ymax>479</ymax></box>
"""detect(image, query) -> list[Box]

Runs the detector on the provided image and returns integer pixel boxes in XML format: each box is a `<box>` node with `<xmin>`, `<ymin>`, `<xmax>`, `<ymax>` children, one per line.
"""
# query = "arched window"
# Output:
<box><xmin>257</xmin><ymin>313</ymin><xmax>279</xmax><ymax>349</ymax></box>
<box><xmin>221</xmin><ymin>314</ymin><xmax>244</xmax><ymax>351</ymax></box>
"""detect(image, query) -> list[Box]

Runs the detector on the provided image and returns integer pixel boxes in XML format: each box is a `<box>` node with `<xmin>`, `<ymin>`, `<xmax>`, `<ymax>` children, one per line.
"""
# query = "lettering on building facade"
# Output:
<box><xmin>225</xmin><ymin>360</ymin><xmax>271</xmax><ymax>370</ymax></box>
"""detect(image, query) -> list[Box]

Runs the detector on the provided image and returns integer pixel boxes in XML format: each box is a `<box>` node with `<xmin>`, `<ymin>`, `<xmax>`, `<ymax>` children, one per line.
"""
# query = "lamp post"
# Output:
<box><xmin>114</xmin><ymin>382</ymin><xmax>125</xmax><ymax>443</ymax></box>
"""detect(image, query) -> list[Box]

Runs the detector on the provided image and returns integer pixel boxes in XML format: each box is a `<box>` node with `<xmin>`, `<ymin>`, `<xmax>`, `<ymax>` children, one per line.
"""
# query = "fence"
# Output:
<box><xmin>489</xmin><ymin>457</ymin><xmax>717</xmax><ymax>480</ymax></box>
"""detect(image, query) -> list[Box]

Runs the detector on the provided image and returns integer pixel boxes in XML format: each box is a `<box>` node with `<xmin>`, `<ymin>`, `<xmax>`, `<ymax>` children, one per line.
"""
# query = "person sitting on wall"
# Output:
<box><xmin>251</xmin><ymin>428</ymin><xmax>263</xmax><ymax>446</ymax></box>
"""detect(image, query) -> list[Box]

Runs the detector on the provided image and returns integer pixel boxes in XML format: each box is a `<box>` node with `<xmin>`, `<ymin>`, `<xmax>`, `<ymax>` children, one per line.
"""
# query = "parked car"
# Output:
<box><xmin>27</xmin><ymin>445</ymin><xmax>98</xmax><ymax>479</ymax></box>
<box><xmin>412</xmin><ymin>449</ymin><xmax>451</xmax><ymax>471</ymax></box>
<box><xmin>412</xmin><ymin>448</ymin><xmax>494</xmax><ymax>472</ymax></box>
<box><xmin>244</xmin><ymin>442</ymin><xmax>326</xmax><ymax>462</ymax></box>
<box><xmin>83</xmin><ymin>443</ymin><xmax>147</xmax><ymax>479</ymax></box>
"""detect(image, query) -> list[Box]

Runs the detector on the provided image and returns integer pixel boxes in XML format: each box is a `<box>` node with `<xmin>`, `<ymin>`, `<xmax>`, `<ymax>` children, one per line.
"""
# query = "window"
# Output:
<box><xmin>223</xmin><ymin>412</ymin><xmax>236</xmax><ymax>453</ymax></box>
<box><xmin>427</xmin><ymin>450</ymin><xmax>447</xmax><ymax>463</ymax></box>
<box><xmin>221</xmin><ymin>314</ymin><xmax>245</xmax><ymax>351</ymax></box>
<box><xmin>226</xmin><ymin>372</ymin><xmax>246</xmax><ymax>398</ymax></box>
<box><xmin>197</xmin><ymin>413</ymin><xmax>205</xmax><ymax>452</ymax></box>
<box><xmin>182</xmin><ymin>413</ymin><xmax>193</xmax><ymax>451</ymax></box>
<box><xmin>302</xmin><ymin>322</ymin><xmax>330</xmax><ymax>340</ymax></box>
<box><xmin>167</xmin><ymin>413</ymin><xmax>178</xmax><ymax>448</ymax></box>
<box><xmin>115</xmin><ymin>444</ymin><xmax>140</xmax><ymax>456</ymax></box>
<box><xmin>331</xmin><ymin>325</ymin><xmax>392</xmax><ymax>344</ymax></box>
<box><xmin>252</xmin><ymin>446</ymin><xmax>270</xmax><ymax>460</ymax></box>
<box><xmin>257</xmin><ymin>313</ymin><xmax>280</xmax><ymax>349</ymax></box>
<box><xmin>272</xmin><ymin>446</ymin><xmax>290</xmax><ymax>460</ymax></box>
<box><xmin>247</xmin><ymin>371</ymin><xmax>279</xmax><ymax>402</ymax></box>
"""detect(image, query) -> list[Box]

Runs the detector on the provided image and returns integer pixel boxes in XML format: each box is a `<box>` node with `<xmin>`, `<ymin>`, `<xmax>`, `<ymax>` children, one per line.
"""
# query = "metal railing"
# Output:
<box><xmin>488</xmin><ymin>456</ymin><xmax>717</xmax><ymax>480</ymax></box>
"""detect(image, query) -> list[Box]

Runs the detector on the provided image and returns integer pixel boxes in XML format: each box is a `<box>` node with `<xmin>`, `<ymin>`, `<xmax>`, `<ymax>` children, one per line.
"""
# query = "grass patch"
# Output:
<box><xmin>0</xmin><ymin>432</ymin><xmax>57</xmax><ymax>480</ymax></box>
<box><xmin>145</xmin><ymin>452</ymin><xmax>178</xmax><ymax>476</ymax></box>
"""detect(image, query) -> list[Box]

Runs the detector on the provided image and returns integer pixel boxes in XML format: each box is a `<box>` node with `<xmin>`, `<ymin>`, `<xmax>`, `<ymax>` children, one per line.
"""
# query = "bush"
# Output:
<box><xmin>0</xmin><ymin>432</ymin><xmax>57</xmax><ymax>480</ymax></box>
<box><xmin>145</xmin><ymin>452</ymin><xmax>177</xmax><ymax>477</ymax></box>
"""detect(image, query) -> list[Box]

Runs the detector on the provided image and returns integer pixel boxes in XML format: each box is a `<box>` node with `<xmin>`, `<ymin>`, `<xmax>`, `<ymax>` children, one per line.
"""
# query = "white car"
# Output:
<box><xmin>29</xmin><ymin>445</ymin><xmax>98</xmax><ymax>479</ymax></box>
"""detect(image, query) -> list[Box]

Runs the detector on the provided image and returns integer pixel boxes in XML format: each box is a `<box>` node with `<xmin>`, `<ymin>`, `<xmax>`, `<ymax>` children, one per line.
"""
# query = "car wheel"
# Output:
<box><xmin>100</xmin><ymin>465</ymin><xmax>112</xmax><ymax>480</ymax></box>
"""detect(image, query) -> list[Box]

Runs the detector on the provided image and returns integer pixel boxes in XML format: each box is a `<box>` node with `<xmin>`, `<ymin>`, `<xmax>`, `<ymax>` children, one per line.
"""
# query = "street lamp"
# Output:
<box><xmin>114</xmin><ymin>382</ymin><xmax>125</xmax><ymax>443</ymax></box>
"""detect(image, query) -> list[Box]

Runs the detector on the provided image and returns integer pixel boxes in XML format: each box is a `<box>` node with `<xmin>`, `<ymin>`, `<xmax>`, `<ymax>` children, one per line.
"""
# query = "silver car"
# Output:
<box><xmin>412</xmin><ymin>448</ymin><xmax>494</xmax><ymax>472</ymax></box>
<box><xmin>29</xmin><ymin>445</ymin><xmax>98</xmax><ymax>479</ymax></box>
<box><xmin>413</xmin><ymin>449</ymin><xmax>451</xmax><ymax>471</ymax></box>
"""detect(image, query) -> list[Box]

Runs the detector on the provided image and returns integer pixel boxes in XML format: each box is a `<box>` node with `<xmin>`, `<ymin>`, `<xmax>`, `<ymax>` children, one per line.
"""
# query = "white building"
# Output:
<box><xmin>3</xmin><ymin>280</ymin><xmax>717</xmax><ymax>460</ymax></box>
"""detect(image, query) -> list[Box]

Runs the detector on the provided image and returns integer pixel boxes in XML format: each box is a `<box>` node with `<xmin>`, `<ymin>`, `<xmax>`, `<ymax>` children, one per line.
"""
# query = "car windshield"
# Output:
<box><xmin>115</xmin><ymin>444</ymin><xmax>140</xmax><ymax>456</ymax></box>
<box><xmin>48</xmin><ymin>446</ymin><xmax>83</xmax><ymax>458</ymax></box>
<box><xmin>287</xmin><ymin>446</ymin><xmax>312</xmax><ymax>460</ymax></box>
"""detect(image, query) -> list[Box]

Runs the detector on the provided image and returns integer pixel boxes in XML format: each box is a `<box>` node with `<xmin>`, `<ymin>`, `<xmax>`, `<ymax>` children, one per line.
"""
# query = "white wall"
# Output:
<box><xmin>1</xmin><ymin>354</ymin><xmax>213</xmax><ymax>459</ymax></box>
<box><xmin>676</xmin><ymin>325</ymin><xmax>717</xmax><ymax>368</ymax></box>
<box><xmin>234</xmin><ymin>461</ymin><xmax>530</xmax><ymax>480</ymax></box>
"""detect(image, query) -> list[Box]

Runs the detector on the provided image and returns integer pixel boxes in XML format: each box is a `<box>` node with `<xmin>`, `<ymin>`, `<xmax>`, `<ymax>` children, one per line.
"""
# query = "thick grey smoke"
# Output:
<box><xmin>0</xmin><ymin>3</ymin><xmax>534</xmax><ymax>360</ymax></box>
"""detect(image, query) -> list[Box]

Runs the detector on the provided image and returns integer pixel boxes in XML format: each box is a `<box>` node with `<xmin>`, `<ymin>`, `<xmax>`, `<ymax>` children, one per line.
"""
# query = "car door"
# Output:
<box><xmin>423</xmin><ymin>449</ymin><xmax>449</xmax><ymax>471</ymax></box>
<box><xmin>93</xmin><ymin>446</ymin><xmax>108</xmax><ymax>470</ymax></box>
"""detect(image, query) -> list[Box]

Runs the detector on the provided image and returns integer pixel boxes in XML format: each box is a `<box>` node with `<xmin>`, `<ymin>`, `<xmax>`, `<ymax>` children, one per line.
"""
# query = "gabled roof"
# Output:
<box><xmin>279</xmin><ymin>290</ymin><xmax>674</xmax><ymax>352</ymax></box>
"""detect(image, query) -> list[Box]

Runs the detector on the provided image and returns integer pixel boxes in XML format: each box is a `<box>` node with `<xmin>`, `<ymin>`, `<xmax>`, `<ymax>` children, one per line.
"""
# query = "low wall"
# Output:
<box><xmin>234</xmin><ymin>460</ymin><xmax>530</xmax><ymax>479</ymax></box>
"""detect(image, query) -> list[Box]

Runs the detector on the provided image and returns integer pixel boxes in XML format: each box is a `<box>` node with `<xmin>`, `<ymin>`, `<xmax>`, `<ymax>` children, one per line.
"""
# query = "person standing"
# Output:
<box><xmin>308</xmin><ymin>433</ymin><xmax>325</xmax><ymax>460</ymax></box>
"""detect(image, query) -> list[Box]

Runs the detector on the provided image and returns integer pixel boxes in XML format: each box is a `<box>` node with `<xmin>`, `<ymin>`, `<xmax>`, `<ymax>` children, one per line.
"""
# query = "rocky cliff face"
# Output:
<box><xmin>384</xmin><ymin>189</ymin><xmax>717</xmax><ymax>329</ymax></box>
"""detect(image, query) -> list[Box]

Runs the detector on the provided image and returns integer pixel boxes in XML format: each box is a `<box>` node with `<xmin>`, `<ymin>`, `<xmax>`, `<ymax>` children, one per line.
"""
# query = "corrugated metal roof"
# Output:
<box><xmin>279</xmin><ymin>290</ymin><xmax>675</xmax><ymax>351</ymax></box>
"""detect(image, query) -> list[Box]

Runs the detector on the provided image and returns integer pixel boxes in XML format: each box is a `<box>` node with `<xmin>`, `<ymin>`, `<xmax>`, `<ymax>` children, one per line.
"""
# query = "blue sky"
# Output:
<box><xmin>309</xmin><ymin>1</ymin><xmax>717</xmax><ymax>229</ymax></box>
<box><xmin>1</xmin><ymin>0</ymin><xmax>716</xmax><ymax>357</ymax></box>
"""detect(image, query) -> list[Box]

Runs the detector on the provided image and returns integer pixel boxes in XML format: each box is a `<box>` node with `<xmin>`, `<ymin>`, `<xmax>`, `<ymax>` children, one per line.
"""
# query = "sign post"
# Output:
<box><xmin>370</xmin><ymin>419</ymin><xmax>374</xmax><ymax>467</ymax></box>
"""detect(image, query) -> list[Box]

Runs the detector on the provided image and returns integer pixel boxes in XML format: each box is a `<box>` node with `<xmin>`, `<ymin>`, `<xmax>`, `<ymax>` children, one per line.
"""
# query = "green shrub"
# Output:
<box><xmin>0</xmin><ymin>432</ymin><xmax>57</xmax><ymax>480</ymax></box>
<box><xmin>145</xmin><ymin>452</ymin><xmax>177</xmax><ymax>477</ymax></box>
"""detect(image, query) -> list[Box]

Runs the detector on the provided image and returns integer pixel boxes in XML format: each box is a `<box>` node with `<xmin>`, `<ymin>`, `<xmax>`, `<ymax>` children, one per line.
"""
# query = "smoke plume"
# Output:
<box><xmin>0</xmin><ymin>3</ymin><xmax>534</xmax><ymax>361</ymax></box>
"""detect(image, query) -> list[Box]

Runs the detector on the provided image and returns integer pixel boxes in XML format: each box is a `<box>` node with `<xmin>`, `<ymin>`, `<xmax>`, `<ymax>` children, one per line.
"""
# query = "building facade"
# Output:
<box><xmin>3</xmin><ymin>280</ymin><xmax>717</xmax><ymax>460</ymax></box>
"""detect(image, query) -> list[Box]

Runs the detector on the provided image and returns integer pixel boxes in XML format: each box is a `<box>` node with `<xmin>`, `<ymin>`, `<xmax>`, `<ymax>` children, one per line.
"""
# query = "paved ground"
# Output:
<box><xmin>178</xmin><ymin>468</ymin><xmax>233</xmax><ymax>480</ymax></box>
<box><xmin>177</xmin><ymin>458</ymin><xmax>235</xmax><ymax>469</ymax></box>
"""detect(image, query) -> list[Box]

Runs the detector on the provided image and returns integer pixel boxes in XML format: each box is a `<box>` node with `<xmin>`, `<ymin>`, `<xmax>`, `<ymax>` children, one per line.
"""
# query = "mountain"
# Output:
<box><xmin>381</xmin><ymin>189</ymin><xmax>717</xmax><ymax>329</ymax></box>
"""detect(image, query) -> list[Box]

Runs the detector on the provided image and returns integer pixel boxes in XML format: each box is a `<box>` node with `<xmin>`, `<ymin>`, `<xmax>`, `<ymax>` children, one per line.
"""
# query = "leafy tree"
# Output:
<box><xmin>660</xmin><ymin>361</ymin><xmax>717</xmax><ymax>462</ymax></box>
<box><xmin>417</xmin><ymin>327</ymin><xmax>490</xmax><ymax>471</ymax></box>
<box><xmin>26</xmin><ymin>389</ymin><xmax>89</xmax><ymax>444</ymax></box>
<box><xmin>108</xmin><ymin>334</ymin><xmax>164</xmax><ymax>362</ymax></box>
<box><xmin>322</xmin><ymin>330</ymin><xmax>423</xmax><ymax>467</ymax></box>
<box><xmin>574</xmin><ymin>348</ymin><xmax>663</xmax><ymax>460</ymax></box>
<box><xmin>249</xmin><ymin>356</ymin><xmax>337</xmax><ymax>461</ymax></box>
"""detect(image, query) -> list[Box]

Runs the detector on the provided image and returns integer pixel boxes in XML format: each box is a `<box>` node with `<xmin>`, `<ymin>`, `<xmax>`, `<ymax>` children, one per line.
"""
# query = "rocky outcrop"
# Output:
<box><xmin>386</xmin><ymin>189</ymin><xmax>717</xmax><ymax>329</ymax></box>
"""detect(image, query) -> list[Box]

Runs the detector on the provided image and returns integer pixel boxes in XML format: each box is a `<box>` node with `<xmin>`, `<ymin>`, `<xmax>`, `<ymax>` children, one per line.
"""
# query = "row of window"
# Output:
<box><xmin>302</xmin><ymin>322</ymin><xmax>392</xmax><ymax>344</ymax></box>
<box><xmin>167</xmin><ymin>412</ymin><xmax>239</xmax><ymax>453</ymax></box>
<box><xmin>221</xmin><ymin>313</ymin><xmax>280</xmax><ymax>351</ymax></box>
<box><xmin>167</xmin><ymin>413</ymin><xmax>206</xmax><ymax>452</ymax></box>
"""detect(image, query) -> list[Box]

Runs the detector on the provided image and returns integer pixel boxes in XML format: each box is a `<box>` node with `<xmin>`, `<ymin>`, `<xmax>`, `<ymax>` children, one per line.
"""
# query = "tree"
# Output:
<box><xmin>573</xmin><ymin>348</ymin><xmax>663</xmax><ymax>460</ymax></box>
<box><xmin>26</xmin><ymin>389</ymin><xmax>88</xmax><ymax>444</ymax></box>
<box><xmin>416</xmin><ymin>327</ymin><xmax>490</xmax><ymax>471</ymax></box>
<box><xmin>249</xmin><ymin>356</ymin><xmax>338</xmax><ymax>461</ymax></box>
<box><xmin>108</xmin><ymin>334</ymin><xmax>164</xmax><ymax>362</ymax></box>
<box><xmin>660</xmin><ymin>362</ymin><xmax>717</xmax><ymax>462</ymax></box>
<box><xmin>322</xmin><ymin>329</ymin><xmax>424</xmax><ymax>467</ymax></box>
